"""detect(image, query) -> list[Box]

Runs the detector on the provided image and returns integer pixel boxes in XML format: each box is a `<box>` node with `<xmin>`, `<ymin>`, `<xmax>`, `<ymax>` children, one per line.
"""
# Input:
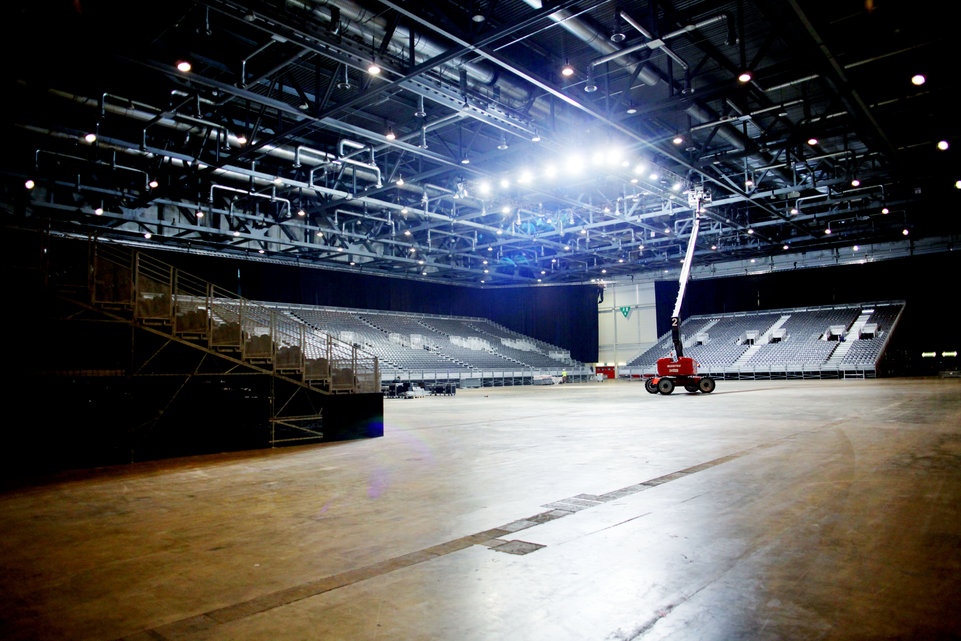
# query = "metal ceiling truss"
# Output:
<box><xmin>3</xmin><ymin>0</ymin><xmax>957</xmax><ymax>287</ymax></box>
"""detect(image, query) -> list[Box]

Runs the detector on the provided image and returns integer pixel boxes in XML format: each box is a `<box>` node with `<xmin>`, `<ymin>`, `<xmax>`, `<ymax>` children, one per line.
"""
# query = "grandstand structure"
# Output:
<box><xmin>18</xmin><ymin>234</ymin><xmax>385</xmax><ymax>466</ymax></box>
<box><xmin>622</xmin><ymin>302</ymin><xmax>904</xmax><ymax>380</ymax></box>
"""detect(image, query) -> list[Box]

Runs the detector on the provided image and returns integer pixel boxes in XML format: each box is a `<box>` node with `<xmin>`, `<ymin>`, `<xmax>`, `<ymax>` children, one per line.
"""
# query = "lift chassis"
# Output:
<box><xmin>645</xmin><ymin>186</ymin><xmax>716</xmax><ymax>395</ymax></box>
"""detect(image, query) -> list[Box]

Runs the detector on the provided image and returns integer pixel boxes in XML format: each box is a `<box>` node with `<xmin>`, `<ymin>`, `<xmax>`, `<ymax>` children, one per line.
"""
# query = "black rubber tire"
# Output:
<box><xmin>684</xmin><ymin>384</ymin><xmax>699</xmax><ymax>393</ymax></box>
<box><xmin>698</xmin><ymin>377</ymin><xmax>716</xmax><ymax>393</ymax></box>
<box><xmin>645</xmin><ymin>378</ymin><xmax>658</xmax><ymax>394</ymax></box>
<box><xmin>657</xmin><ymin>378</ymin><xmax>675</xmax><ymax>395</ymax></box>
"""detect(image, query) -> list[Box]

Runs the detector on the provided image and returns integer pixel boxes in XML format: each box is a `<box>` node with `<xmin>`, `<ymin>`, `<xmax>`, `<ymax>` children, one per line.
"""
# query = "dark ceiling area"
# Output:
<box><xmin>2</xmin><ymin>0</ymin><xmax>958</xmax><ymax>287</ymax></box>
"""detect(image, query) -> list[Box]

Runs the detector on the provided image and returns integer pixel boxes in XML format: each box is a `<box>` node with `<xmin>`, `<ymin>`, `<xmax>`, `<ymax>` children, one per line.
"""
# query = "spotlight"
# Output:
<box><xmin>825</xmin><ymin>227</ymin><xmax>831</xmax><ymax>234</ymax></box>
<box><xmin>460</xmin><ymin>156</ymin><xmax>470</xmax><ymax>164</ymax></box>
<box><xmin>236</xmin><ymin>135</ymin><xmax>247</xmax><ymax>145</ymax></box>
<box><xmin>561</xmin><ymin>60</ymin><xmax>574</xmax><ymax>77</ymax></box>
<box><xmin>531</xmin><ymin>129</ymin><xmax>541</xmax><ymax>143</ymax></box>
<box><xmin>176</xmin><ymin>60</ymin><xmax>192</xmax><ymax>72</ymax></box>
<box><xmin>385</xmin><ymin>128</ymin><xmax>396</xmax><ymax>141</ymax></box>
<box><xmin>853</xmin><ymin>245</ymin><xmax>860</xmax><ymax>252</ymax></box>
<box><xmin>233</xmin><ymin>230</ymin><xmax>241</xmax><ymax>237</ymax></box>
<box><xmin>497</xmin><ymin>134</ymin><xmax>509</xmax><ymax>150</ymax></box>
<box><xmin>851</xmin><ymin>179</ymin><xmax>861</xmax><ymax>187</ymax></box>
<box><xmin>938</xmin><ymin>140</ymin><xmax>949</xmax><ymax>151</ymax></box>
<box><xmin>672</xmin><ymin>135</ymin><xmax>683</xmax><ymax>145</ymax></box>
<box><xmin>148</xmin><ymin>179</ymin><xmax>159</xmax><ymax>189</ymax></box>
<box><xmin>84</xmin><ymin>133</ymin><xmax>97</xmax><ymax>143</ymax></box>
<box><xmin>144</xmin><ymin>232</ymin><xmax>152</xmax><ymax>239</ymax></box>
<box><xmin>882</xmin><ymin>207</ymin><xmax>890</xmax><ymax>214</ymax></box>
<box><xmin>737</xmin><ymin>70</ymin><xmax>753</xmax><ymax>83</ymax></box>
<box><xmin>297</xmin><ymin>209</ymin><xmax>306</xmax><ymax>217</ymax></box>
<box><xmin>584</xmin><ymin>67</ymin><xmax>597</xmax><ymax>93</ymax></box>
<box><xmin>625</xmin><ymin>104</ymin><xmax>638</xmax><ymax>115</ymax></box>
<box><xmin>902</xmin><ymin>228</ymin><xmax>910</xmax><ymax>236</ymax></box>
<box><xmin>790</xmin><ymin>207</ymin><xmax>798</xmax><ymax>215</ymax></box>
<box><xmin>396</xmin><ymin>176</ymin><xmax>405</xmax><ymax>186</ymax></box>
<box><xmin>499</xmin><ymin>178</ymin><xmax>510</xmax><ymax>189</ymax></box>
<box><xmin>258</xmin><ymin>249</ymin><xmax>265</xmax><ymax>254</ymax></box>
<box><xmin>747</xmin><ymin>228</ymin><xmax>754</xmax><ymax>235</ymax></box>
<box><xmin>367</xmin><ymin>61</ymin><xmax>381</xmax><ymax>76</ymax></box>
<box><xmin>94</xmin><ymin>207</ymin><xmax>103</xmax><ymax>216</ymax></box>
<box><xmin>911</xmin><ymin>73</ymin><xmax>926</xmax><ymax>86</ymax></box>
<box><xmin>24</xmin><ymin>179</ymin><xmax>35</xmax><ymax>190</ymax></box>
<box><xmin>807</xmin><ymin>137</ymin><xmax>818</xmax><ymax>146</ymax></box>
<box><xmin>783</xmin><ymin>244</ymin><xmax>790</xmax><ymax>250</ymax></box>
<box><xmin>196</xmin><ymin>211</ymin><xmax>204</xmax><ymax>219</ymax></box>
<box><xmin>472</xmin><ymin>12</ymin><xmax>485</xmax><ymax>23</ymax></box>
<box><xmin>316</xmin><ymin>231</ymin><xmax>324</xmax><ymax>237</ymax></box>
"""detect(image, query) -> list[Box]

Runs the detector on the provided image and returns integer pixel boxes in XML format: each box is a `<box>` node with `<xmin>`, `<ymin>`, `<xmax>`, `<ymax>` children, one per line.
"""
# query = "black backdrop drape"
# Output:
<box><xmin>148</xmin><ymin>249</ymin><xmax>601</xmax><ymax>363</ymax></box>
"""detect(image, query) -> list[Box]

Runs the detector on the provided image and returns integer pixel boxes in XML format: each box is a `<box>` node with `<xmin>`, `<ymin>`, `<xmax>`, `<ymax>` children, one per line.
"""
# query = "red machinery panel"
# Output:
<box><xmin>656</xmin><ymin>357</ymin><xmax>697</xmax><ymax>376</ymax></box>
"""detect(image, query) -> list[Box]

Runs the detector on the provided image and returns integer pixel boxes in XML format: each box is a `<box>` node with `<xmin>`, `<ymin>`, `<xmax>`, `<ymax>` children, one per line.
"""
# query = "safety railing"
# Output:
<box><xmin>86</xmin><ymin>241</ymin><xmax>377</xmax><ymax>394</ymax></box>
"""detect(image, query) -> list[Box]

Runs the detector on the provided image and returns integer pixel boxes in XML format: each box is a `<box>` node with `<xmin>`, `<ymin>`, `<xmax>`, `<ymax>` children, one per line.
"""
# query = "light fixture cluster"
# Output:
<box><xmin>470</xmin><ymin>146</ymin><xmax>684</xmax><ymax>202</ymax></box>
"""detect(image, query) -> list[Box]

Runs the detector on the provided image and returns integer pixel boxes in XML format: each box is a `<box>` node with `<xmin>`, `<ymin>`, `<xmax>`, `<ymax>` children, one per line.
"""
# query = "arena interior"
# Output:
<box><xmin>1</xmin><ymin>1</ymin><xmax>959</xmax><ymax>639</ymax></box>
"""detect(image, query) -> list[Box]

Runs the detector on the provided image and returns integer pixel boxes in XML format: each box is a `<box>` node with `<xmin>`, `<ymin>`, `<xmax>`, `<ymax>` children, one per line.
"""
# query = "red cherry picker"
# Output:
<box><xmin>645</xmin><ymin>186</ymin><xmax>716</xmax><ymax>395</ymax></box>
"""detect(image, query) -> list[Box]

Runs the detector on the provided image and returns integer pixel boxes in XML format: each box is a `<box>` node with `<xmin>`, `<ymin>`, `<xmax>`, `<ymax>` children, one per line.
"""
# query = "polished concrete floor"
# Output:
<box><xmin>1</xmin><ymin>378</ymin><xmax>960</xmax><ymax>641</ymax></box>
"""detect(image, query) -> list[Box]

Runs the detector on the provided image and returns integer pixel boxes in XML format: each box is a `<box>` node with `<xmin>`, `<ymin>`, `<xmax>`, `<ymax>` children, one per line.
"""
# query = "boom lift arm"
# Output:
<box><xmin>670</xmin><ymin>185</ymin><xmax>709</xmax><ymax>357</ymax></box>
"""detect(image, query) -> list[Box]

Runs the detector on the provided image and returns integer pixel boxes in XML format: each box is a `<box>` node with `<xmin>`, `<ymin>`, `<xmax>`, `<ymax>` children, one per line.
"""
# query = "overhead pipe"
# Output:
<box><xmin>519</xmin><ymin>0</ymin><xmax>791</xmax><ymax>181</ymax></box>
<box><xmin>210</xmin><ymin>184</ymin><xmax>292</xmax><ymax>216</ymax></box>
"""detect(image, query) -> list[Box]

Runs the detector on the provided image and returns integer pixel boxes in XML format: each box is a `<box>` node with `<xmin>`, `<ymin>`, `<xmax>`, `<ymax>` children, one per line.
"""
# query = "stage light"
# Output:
<box><xmin>561</xmin><ymin>60</ymin><xmax>574</xmax><ymax>77</ymax></box>
<box><xmin>24</xmin><ymin>179</ymin><xmax>35</xmax><ymax>190</ymax></box>
<box><xmin>84</xmin><ymin>133</ymin><xmax>97</xmax><ymax>143</ymax></box>
<box><xmin>851</xmin><ymin>179</ymin><xmax>861</xmax><ymax>187</ymax></box>
<box><xmin>236</xmin><ymin>135</ymin><xmax>247</xmax><ymax>145</ymax></box>
<box><xmin>94</xmin><ymin>207</ymin><xmax>103</xmax><ymax>215</ymax></box>
<box><xmin>385</xmin><ymin>128</ymin><xmax>396</xmax><ymax>141</ymax></box>
<box><xmin>672</xmin><ymin>135</ymin><xmax>683</xmax><ymax>145</ymax></box>
<box><xmin>148</xmin><ymin>179</ymin><xmax>159</xmax><ymax>189</ymax></box>
<box><xmin>176</xmin><ymin>60</ymin><xmax>192</xmax><ymax>72</ymax></box>
<box><xmin>737</xmin><ymin>70</ymin><xmax>753</xmax><ymax>83</ymax></box>
<box><xmin>881</xmin><ymin>207</ymin><xmax>890</xmax><ymax>214</ymax></box>
<box><xmin>233</xmin><ymin>230</ymin><xmax>241</xmax><ymax>237</ymax></box>
<box><xmin>902</xmin><ymin>228</ymin><xmax>910</xmax><ymax>236</ymax></box>
<box><xmin>938</xmin><ymin>140</ymin><xmax>949</xmax><ymax>151</ymax></box>
<box><xmin>297</xmin><ymin>209</ymin><xmax>306</xmax><ymax>217</ymax></box>
<box><xmin>367</xmin><ymin>61</ymin><xmax>381</xmax><ymax>76</ymax></box>
<box><xmin>144</xmin><ymin>232</ymin><xmax>152</xmax><ymax>239</ymax></box>
<box><xmin>807</xmin><ymin>137</ymin><xmax>818</xmax><ymax>146</ymax></box>
<box><xmin>911</xmin><ymin>73</ymin><xmax>926</xmax><ymax>86</ymax></box>
<box><xmin>196</xmin><ymin>211</ymin><xmax>204</xmax><ymax>219</ymax></box>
